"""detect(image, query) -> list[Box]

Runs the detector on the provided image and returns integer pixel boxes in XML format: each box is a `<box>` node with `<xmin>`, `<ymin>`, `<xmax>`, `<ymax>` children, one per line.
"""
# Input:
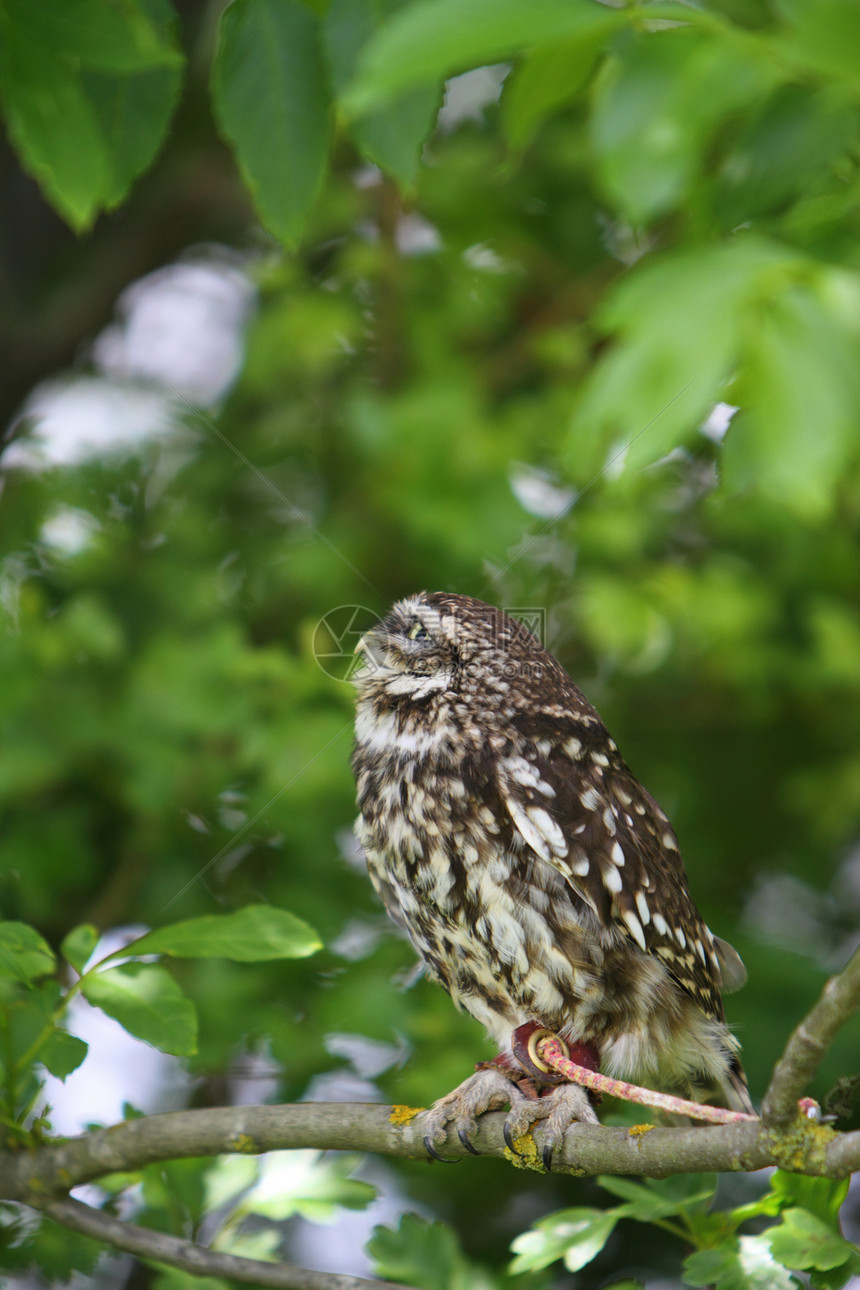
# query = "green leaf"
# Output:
<box><xmin>685</xmin><ymin>1235</ymin><xmax>797</xmax><ymax>1290</ymax></box>
<box><xmin>152</xmin><ymin>1272</ymin><xmax>230</xmax><ymax>1290</ymax></box>
<box><xmin>82</xmin><ymin>962</ymin><xmax>197</xmax><ymax>1056</ymax></box>
<box><xmin>0</xmin><ymin>0</ymin><xmax>183</xmax><ymax>228</ymax></box>
<box><xmin>510</xmin><ymin>1206</ymin><xmax>618</xmax><ymax>1274</ymax></box>
<box><xmin>2</xmin><ymin>0</ymin><xmax>181</xmax><ymax>75</ymax></box>
<box><xmin>685</xmin><ymin>1245</ymin><xmax>743</xmax><ymax>1290</ymax></box>
<box><xmin>122</xmin><ymin>905</ymin><xmax>322</xmax><ymax>961</ymax></box>
<box><xmin>769</xmin><ymin>1172</ymin><xmax>851</xmax><ymax>1228</ymax></box>
<box><xmin>367</xmin><ymin>1213</ymin><xmax>488</xmax><ymax>1290</ymax></box>
<box><xmin>724</xmin><ymin>279</ymin><xmax>860</xmax><ymax>516</ymax></box>
<box><xmin>775</xmin><ymin>0</ymin><xmax>860</xmax><ymax>87</ymax></box>
<box><xmin>40</xmin><ymin>1027</ymin><xmax>89</xmax><ymax>1080</ymax></box>
<box><xmin>767</xmin><ymin>1209</ymin><xmax>856</xmax><ymax>1272</ymax></box>
<box><xmin>5</xmin><ymin>993</ymin><xmax>55</xmax><ymax>1066</ymax></box>
<box><xmin>714</xmin><ymin>86</ymin><xmax>858</xmax><ymax>230</ymax></box>
<box><xmin>238</xmin><ymin>1151</ymin><xmax>376</xmax><ymax>1223</ymax></box>
<box><xmin>0</xmin><ymin>987</ymin><xmax>72</xmax><ymax>1114</ymax></box>
<box><xmin>0</xmin><ymin>27</ymin><xmax>109</xmax><ymax>230</ymax></box>
<box><xmin>30</xmin><ymin>1215</ymin><xmax>103</xmax><ymax>1281</ymax></box>
<box><xmin>324</xmin><ymin>0</ymin><xmax>440</xmax><ymax>188</ymax></box>
<box><xmin>60</xmin><ymin>924</ymin><xmax>99</xmax><ymax>974</ymax></box>
<box><xmin>141</xmin><ymin>1155</ymin><xmax>210</xmax><ymax>1228</ymax></box>
<box><xmin>343</xmin><ymin>0</ymin><xmax>624</xmax><ymax>116</ymax></box>
<box><xmin>212</xmin><ymin>0</ymin><xmax>332</xmax><ymax>246</ymax></box>
<box><xmin>0</xmin><ymin>923</ymin><xmax>56</xmax><ymax>983</ymax></box>
<box><xmin>810</xmin><ymin>1261</ymin><xmax>860</xmax><ymax>1290</ymax></box>
<box><xmin>569</xmin><ymin>235</ymin><xmax>799</xmax><ymax>479</ymax></box>
<box><xmin>597</xmin><ymin>1172</ymin><xmax>716</xmax><ymax>1222</ymax></box>
<box><xmin>591</xmin><ymin>29</ymin><xmax>773</xmax><ymax>224</ymax></box>
<box><xmin>501</xmin><ymin>24</ymin><xmax>617</xmax><ymax>150</ymax></box>
<box><xmin>203</xmin><ymin>1154</ymin><xmax>260</xmax><ymax>1212</ymax></box>
<box><xmin>81</xmin><ymin>64</ymin><xmax>182</xmax><ymax>209</ymax></box>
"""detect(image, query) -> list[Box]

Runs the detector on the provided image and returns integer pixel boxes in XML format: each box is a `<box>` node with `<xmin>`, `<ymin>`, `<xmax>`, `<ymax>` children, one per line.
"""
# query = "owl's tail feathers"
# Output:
<box><xmin>712</xmin><ymin>1055</ymin><xmax>756</xmax><ymax>1117</ymax></box>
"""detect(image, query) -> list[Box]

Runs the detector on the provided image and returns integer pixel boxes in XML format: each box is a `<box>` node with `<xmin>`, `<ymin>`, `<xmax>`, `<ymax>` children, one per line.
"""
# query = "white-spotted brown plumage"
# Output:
<box><xmin>351</xmin><ymin>592</ymin><xmax>753</xmax><ymax>1147</ymax></box>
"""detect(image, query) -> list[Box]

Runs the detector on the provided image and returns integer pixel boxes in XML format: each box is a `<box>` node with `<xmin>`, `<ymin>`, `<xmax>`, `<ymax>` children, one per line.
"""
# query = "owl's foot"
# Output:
<box><xmin>418</xmin><ymin>1066</ymin><xmax>528</xmax><ymax>1160</ymax></box>
<box><xmin>506</xmin><ymin>1081</ymin><xmax>599</xmax><ymax>1171</ymax></box>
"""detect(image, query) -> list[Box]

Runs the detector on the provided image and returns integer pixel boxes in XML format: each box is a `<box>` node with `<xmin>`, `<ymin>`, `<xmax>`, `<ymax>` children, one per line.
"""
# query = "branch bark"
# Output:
<box><xmin>761</xmin><ymin>944</ymin><xmax>860</xmax><ymax>1128</ymax></box>
<box><xmin>3</xmin><ymin>1094</ymin><xmax>857</xmax><ymax>1202</ymax></box>
<box><xmin>30</xmin><ymin>1196</ymin><xmax>413</xmax><ymax>1290</ymax></box>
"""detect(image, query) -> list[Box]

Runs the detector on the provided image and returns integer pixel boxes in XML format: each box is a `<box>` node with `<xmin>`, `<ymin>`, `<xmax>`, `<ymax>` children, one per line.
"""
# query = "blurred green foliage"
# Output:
<box><xmin>2</xmin><ymin>0</ymin><xmax>860</xmax><ymax>1284</ymax></box>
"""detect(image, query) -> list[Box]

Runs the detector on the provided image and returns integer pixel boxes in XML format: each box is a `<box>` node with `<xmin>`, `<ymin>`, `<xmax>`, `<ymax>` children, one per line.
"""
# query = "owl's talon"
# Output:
<box><xmin>417</xmin><ymin>1066</ymin><xmax>524</xmax><ymax>1159</ymax></box>
<box><xmin>424</xmin><ymin>1136</ymin><xmax>457</xmax><ymax>1163</ymax></box>
<box><xmin>505</xmin><ymin>1079</ymin><xmax>599</xmax><ymax>1169</ymax></box>
<box><xmin>503</xmin><ymin>1120</ymin><xmax>521</xmax><ymax>1155</ymax></box>
<box><xmin>458</xmin><ymin>1127</ymin><xmax>481</xmax><ymax>1155</ymax></box>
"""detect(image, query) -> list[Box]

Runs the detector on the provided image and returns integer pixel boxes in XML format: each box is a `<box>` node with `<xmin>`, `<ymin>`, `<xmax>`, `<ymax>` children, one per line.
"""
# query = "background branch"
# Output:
<box><xmin>32</xmin><ymin>1196</ymin><xmax>414</xmax><ymax>1290</ymax></box>
<box><xmin>762</xmin><ymin>945</ymin><xmax>860</xmax><ymax>1127</ymax></box>
<box><xmin>826</xmin><ymin>1130</ymin><xmax>860</xmax><ymax>1178</ymax></box>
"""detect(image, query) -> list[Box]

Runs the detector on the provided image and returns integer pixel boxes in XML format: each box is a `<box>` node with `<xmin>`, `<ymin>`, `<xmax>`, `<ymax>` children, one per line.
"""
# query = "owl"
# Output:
<box><xmin>351</xmin><ymin>592</ymin><xmax>752</xmax><ymax>1159</ymax></box>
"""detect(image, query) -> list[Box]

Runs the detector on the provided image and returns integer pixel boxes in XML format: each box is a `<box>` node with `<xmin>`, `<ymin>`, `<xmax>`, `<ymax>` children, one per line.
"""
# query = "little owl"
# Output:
<box><xmin>351</xmin><ymin>592</ymin><xmax>752</xmax><ymax>1159</ymax></box>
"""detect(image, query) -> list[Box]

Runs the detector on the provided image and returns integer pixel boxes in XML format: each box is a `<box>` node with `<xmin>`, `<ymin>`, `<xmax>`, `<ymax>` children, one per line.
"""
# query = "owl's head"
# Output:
<box><xmin>353</xmin><ymin>591</ymin><xmax>546</xmax><ymax>705</ymax></box>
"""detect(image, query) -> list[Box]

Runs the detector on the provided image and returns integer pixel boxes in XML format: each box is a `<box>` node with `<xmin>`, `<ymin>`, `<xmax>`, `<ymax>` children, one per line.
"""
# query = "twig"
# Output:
<box><xmin>762</xmin><ymin>945</ymin><xmax>860</xmax><ymax>1127</ymax></box>
<box><xmin>32</xmin><ymin>1196</ymin><xmax>414</xmax><ymax>1290</ymax></box>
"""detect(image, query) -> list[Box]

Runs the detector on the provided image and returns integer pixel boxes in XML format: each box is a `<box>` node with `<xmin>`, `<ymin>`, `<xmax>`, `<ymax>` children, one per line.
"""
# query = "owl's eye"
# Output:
<box><xmin>408</xmin><ymin>622</ymin><xmax>429</xmax><ymax>642</ymax></box>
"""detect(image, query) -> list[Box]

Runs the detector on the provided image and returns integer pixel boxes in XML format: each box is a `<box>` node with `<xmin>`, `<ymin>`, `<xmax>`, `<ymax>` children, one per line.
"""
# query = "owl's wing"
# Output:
<box><xmin>495</xmin><ymin>715</ymin><xmax>733</xmax><ymax>1017</ymax></box>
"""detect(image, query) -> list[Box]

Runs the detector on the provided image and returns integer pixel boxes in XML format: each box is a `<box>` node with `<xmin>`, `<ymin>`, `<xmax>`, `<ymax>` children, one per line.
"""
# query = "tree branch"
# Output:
<box><xmin>30</xmin><ymin>1196</ymin><xmax>413</xmax><ymax>1290</ymax></box>
<box><xmin>2</xmin><ymin>1094</ymin><xmax>857</xmax><ymax>1208</ymax></box>
<box><xmin>761</xmin><ymin>944</ymin><xmax>860</xmax><ymax>1128</ymax></box>
<box><xmin>826</xmin><ymin>1130</ymin><xmax>860</xmax><ymax>1178</ymax></box>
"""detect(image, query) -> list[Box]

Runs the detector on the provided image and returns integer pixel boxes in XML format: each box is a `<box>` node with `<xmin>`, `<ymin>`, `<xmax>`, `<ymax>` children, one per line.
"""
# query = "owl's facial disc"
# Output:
<box><xmin>353</xmin><ymin>604</ymin><xmax>456</xmax><ymax>701</ymax></box>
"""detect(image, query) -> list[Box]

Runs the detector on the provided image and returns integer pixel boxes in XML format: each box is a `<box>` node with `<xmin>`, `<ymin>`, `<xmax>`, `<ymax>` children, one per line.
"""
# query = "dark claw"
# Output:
<box><xmin>542</xmin><ymin>1142</ymin><xmax>555</xmax><ymax>1173</ymax></box>
<box><xmin>458</xmin><ymin>1127</ymin><xmax>481</xmax><ymax>1156</ymax></box>
<box><xmin>503</xmin><ymin>1121</ymin><xmax>523</xmax><ymax>1155</ymax></box>
<box><xmin>424</xmin><ymin>1135</ymin><xmax>458</xmax><ymax>1163</ymax></box>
